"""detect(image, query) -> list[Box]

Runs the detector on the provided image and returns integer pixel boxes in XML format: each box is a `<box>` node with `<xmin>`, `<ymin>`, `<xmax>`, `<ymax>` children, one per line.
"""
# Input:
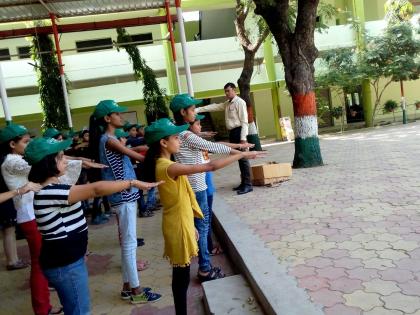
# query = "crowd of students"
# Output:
<box><xmin>0</xmin><ymin>85</ymin><xmax>263</xmax><ymax>315</ymax></box>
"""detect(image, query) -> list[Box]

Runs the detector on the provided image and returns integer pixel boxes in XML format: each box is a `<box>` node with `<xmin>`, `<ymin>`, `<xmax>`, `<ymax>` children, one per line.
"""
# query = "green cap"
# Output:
<box><xmin>144</xmin><ymin>118</ymin><xmax>189</xmax><ymax>145</ymax></box>
<box><xmin>123</xmin><ymin>121</ymin><xmax>142</xmax><ymax>131</ymax></box>
<box><xmin>93</xmin><ymin>100</ymin><xmax>127</xmax><ymax>119</ymax></box>
<box><xmin>169</xmin><ymin>94</ymin><xmax>203</xmax><ymax>113</ymax></box>
<box><xmin>43</xmin><ymin>128</ymin><xmax>61</xmax><ymax>139</ymax></box>
<box><xmin>0</xmin><ymin>124</ymin><xmax>28</xmax><ymax>144</ymax></box>
<box><xmin>24</xmin><ymin>138</ymin><xmax>72</xmax><ymax>165</ymax></box>
<box><xmin>195</xmin><ymin>114</ymin><xmax>205</xmax><ymax>121</ymax></box>
<box><xmin>115</xmin><ymin>128</ymin><xmax>129</xmax><ymax>139</ymax></box>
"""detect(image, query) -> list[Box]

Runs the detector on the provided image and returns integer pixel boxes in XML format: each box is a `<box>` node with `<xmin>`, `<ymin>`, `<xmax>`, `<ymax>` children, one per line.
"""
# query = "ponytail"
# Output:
<box><xmin>88</xmin><ymin>114</ymin><xmax>107</xmax><ymax>162</ymax></box>
<box><xmin>143</xmin><ymin>141</ymin><xmax>163</xmax><ymax>182</ymax></box>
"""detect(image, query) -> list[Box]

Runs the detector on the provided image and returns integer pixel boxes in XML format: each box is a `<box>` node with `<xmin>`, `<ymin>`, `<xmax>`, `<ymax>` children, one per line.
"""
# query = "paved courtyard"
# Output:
<box><xmin>0</xmin><ymin>210</ymin><xmax>233</xmax><ymax>315</ymax></box>
<box><xmin>214</xmin><ymin>121</ymin><xmax>420</xmax><ymax>315</ymax></box>
<box><xmin>1</xmin><ymin>122</ymin><xmax>420</xmax><ymax>315</ymax></box>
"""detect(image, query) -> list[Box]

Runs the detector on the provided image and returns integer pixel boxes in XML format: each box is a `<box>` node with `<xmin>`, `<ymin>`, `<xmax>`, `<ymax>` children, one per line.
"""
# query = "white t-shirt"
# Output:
<box><xmin>1</xmin><ymin>154</ymin><xmax>82</xmax><ymax>224</ymax></box>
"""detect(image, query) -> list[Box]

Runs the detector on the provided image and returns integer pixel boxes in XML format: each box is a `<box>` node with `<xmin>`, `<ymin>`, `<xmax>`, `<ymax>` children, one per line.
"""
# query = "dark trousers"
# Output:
<box><xmin>229</xmin><ymin>127</ymin><xmax>252</xmax><ymax>187</ymax></box>
<box><xmin>172</xmin><ymin>266</ymin><xmax>190</xmax><ymax>315</ymax></box>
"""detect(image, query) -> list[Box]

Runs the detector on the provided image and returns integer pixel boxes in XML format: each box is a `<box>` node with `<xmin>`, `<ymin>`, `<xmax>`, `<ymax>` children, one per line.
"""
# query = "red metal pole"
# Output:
<box><xmin>165</xmin><ymin>0</ymin><xmax>177</xmax><ymax>62</ymax></box>
<box><xmin>49</xmin><ymin>12</ymin><xmax>73</xmax><ymax>128</ymax></box>
<box><xmin>49</xmin><ymin>13</ymin><xmax>64</xmax><ymax>75</ymax></box>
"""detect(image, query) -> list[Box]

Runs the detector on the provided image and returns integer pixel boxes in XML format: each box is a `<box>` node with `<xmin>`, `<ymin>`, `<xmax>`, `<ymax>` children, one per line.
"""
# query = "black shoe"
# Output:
<box><xmin>232</xmin><ymin>184</ymin><xmax>243</xmax><ymax>191</ymax></box>
<box><xmin>137</xmin><ymin>238</ymin><xmax>145</xmax><ymax>247</ymax></box>
<box><xmin>237</xmin><ymin>186</ymin><xmax>253</xmax><ymax>195</ymax></box>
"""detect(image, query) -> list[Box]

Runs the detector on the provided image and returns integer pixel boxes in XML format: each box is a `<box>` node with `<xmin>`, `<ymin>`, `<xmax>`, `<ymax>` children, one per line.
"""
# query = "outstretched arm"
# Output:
<box><xmin>168</xmin><ymin>151</ymin><xmax>264</xmax><ymax>179</ymax></box>
<box><xmin>106</xmin><ymin>137</ymin><xmax>145</xmax><ymax>162</ymax></box>
<box><xmin>68</xmin><ymin>180</ymin><xmax>163</xmax><ymax>204</ymax></box>
<box><xmin>195</xmin><ymin>102</ymin><xmax>226</xmax><ymax>113</ymax></box>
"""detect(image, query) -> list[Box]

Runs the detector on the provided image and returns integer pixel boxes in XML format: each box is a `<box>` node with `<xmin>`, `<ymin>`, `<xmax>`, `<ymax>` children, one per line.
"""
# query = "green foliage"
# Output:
<box><xmin>31</xmin><ymin>33</ymin><xmax>69</xmax><ymax>130</ymax></box>
<box><xmin>330</xmin><ymin>106</ymin><xmax>343</xmax><ymax>119</ymax></box>
<box><xmin>359</xmin><ymin>22</ymin><xmax>420</xmax><ymax>121</ymax></box>
<box><xmin>383</xmin><ymin>99</ymin><xmax>398</xmax><ymax>113</ymax></box>
<box><xmin>361</xmin><ymin>23</ymin><xmax>420</xmax><ymax>83</ymax></box>
<box><xmin>384</xmin><ymin>0</ymin><xmax>414</xmax><ymax>25</ymax></box>
<box><xmin>115</xmin><ymin>28</ymin><xmax>168</xmax><ymax>123</ymax></box>
<box><xmin>316</xmin><ymin>48</ymin><xmax>362</xmax><ymax>91</ymax></box>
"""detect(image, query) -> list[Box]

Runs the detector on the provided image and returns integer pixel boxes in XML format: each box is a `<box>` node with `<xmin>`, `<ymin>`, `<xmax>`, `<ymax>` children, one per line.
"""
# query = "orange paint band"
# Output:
<box><xmin>292</xmin><ymin>92</ymin><xmax>316</xmax><ymax>117</ymax></box>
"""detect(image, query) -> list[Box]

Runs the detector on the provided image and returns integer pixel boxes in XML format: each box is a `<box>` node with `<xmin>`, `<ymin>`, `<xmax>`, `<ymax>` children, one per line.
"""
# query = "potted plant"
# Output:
<box><xmin>330</xmin><ymin>106</ymin><xmax>345</xmax><ymax>133</ymax></box>
<box><xmin>383</xmin><ymin>99</ymin><xmax>398</xmax><ymax>122</ymax></box>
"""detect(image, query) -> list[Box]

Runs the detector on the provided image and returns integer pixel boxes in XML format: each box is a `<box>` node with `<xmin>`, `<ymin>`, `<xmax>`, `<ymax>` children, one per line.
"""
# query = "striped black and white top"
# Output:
<box><xmin>105</xmin><ymin>148</ymin><xmax>140</xmax><ymax>205</ymax></box>
<box><xmin>34</xmin><ymin>184</ymin><xmax>87</xmax><ymax>240</ymax></box>
<box><xmin>34</xmin><ymin>184</ymin><xmax>88</xmax><ymax>268</ymax></box>
<box><xmin>174</xmin><ymin>130</ymin><xmax>231</xmax><ymax>192</ymax></box>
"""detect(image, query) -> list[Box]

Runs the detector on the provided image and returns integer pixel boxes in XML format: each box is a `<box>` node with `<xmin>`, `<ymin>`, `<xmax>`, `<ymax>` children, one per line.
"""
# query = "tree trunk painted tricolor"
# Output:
<box><xmin>254</xmin><ymin>0</ymin><xmax>323</xmax><ymax>168</ymax></box>
<box><xmin>292</xmin><ymin>92</ymin><xmax>323</xmax><ymax>167</ymax></box>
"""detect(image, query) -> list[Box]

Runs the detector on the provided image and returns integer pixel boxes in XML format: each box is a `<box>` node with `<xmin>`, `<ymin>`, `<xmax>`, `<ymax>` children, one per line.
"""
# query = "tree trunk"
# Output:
<box><xmin>254</xmin><ymin>0</ymin><xmax>323</xmax><ymax>168</ymax></box>
<box><xmin>237</xmin><ymin>49</ymin><xmax>263</xmax><ymax>150</ymax></box>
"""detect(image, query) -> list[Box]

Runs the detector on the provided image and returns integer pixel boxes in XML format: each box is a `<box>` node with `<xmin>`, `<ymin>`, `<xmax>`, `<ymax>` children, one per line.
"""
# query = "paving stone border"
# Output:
<box><xmin>212</xmin><ymin>197</ymin><xmax>323</xmax><ymax>315</ymax></box>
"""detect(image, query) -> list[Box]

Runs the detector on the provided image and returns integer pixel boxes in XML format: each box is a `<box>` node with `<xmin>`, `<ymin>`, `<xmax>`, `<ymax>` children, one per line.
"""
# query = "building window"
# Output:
<box><xmin>0</xmin><ymin>48</ymin><xmax>11</xmax><ymax>61</ymax></box>
<box><xmin>75</xmin><ymin>38</ymin><xmax>113</xmax><ymax>53</ymax></box>
<box><xmin>17</xmin><ymin>46</ymin><xmax>31</xmax><ymax>59</ymax></box>
<box><xmin>130</xmin><ymin>33</ymin><xmax>153</xmax><ymax>45</ymax></box>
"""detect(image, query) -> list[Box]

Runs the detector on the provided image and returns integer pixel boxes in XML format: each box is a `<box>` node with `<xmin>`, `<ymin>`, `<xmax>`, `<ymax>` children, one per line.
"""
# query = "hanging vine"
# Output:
<box><xmin>115</xmin><ymin>28</ymin><xmax>169</xmax><ymax>124</ymax></box>
<box><xmin>31</xmin><ymin>33</ymin><xmax>69</xmax><ymax>130</ymax></box>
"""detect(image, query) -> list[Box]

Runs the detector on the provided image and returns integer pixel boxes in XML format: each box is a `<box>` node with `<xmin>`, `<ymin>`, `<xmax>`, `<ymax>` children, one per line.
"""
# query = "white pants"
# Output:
<box><xmin>114</xmin><ymin>202</ymin><xmax>139</xmax><ymax>288</ymax></box>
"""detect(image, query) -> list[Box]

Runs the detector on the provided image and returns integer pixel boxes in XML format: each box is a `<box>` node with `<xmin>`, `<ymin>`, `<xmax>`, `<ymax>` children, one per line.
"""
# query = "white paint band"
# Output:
<box><xmin>294</xmin><ymin>115</ymin><xmax>318</xmax><ymax>139</ymax></box>
<box><xmin>248</xmin><ymin>121</ymin><xmax>258</xmax><ymax>135</ymax></box>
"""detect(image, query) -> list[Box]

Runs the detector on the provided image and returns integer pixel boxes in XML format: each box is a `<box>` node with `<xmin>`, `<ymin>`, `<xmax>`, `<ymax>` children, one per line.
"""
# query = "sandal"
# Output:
<box><xmin>139</xmin><ymin>210</ymin><xmax>154</xmax><ymax>218</ymax></box>
<box><xmin>210</xmin><ymin>246</ymin><xmax>224</xmax><ymax>256</ymax></box>
<box><xmin>137</xmin><ymin>260</ymin><xmax>150</xmax><ymax>271</ymax></box>
<box><xmin>6</xmin><ymin>260</ymin><xmax>28</xmax><ymax>271</ymax></box>
<box><xmin>197</xmin><ymin>267</ymin><xmax>225</xmax><ymax>282</ymax></box>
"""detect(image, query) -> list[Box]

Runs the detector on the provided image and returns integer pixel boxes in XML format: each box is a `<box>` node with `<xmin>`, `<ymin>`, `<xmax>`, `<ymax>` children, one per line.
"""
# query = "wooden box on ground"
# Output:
<box><xmin>251</xmin><ymin>162</ymin><xmax>292</xmax><ymax>186</ymax></box>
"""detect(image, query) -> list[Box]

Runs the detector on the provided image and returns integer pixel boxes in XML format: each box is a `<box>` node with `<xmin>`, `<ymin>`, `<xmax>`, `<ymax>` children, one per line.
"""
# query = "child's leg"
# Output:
<box><xmin>207</xmin><ymin>193</ymin><xmax>214</xmax><ymax>253</ymax></box>
<box><xmin>20</xmin><ymin>220</ymin><xmax>52</xmax><ymax>315</ymax></box>
<box><xmin>43</xmin><ymin>257</ymin><xmax>90</xmax><ymax>315</ymax></box>
<box><xmin>116</xmin><ymin>202</ymin><xmax>140</xmax><ymax>291</ymax></box>
<box><xmin>2</xmin><ymin>226</ymin><xmax>19</xmax><ymax>265</ymax></box>
<box><xmin>194</xmin><ymin>191</ymin><xmax>211</xmax><ymax>273</ymax></box>
<box><xmin>172</xmin><ymin>265</ymin><xmax>190</xmax><ymax>315</ymax></box>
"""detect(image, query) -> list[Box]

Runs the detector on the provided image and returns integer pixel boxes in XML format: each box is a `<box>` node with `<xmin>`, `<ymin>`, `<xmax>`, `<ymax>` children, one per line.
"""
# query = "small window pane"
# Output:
<box><xmin>0</xmin><ymin>48</ymin><xmax>11</xmax><ymax>61</ymax></box>
<box><xmin>17</xmin><ymin>46</ymin><xmax>31</xmax><ymax>59</ymax></box>
<box><xmin>76</xmin><ymin>38</ymin><xmax>113</xmax><ymax>52</ymax></box>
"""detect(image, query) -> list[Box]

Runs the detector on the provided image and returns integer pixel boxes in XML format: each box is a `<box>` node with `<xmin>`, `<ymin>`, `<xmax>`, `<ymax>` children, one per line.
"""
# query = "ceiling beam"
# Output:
<box><xmin>0</xmin><ymin>15</ymin><xmax>177</xmax><ymax>39</ymax></box>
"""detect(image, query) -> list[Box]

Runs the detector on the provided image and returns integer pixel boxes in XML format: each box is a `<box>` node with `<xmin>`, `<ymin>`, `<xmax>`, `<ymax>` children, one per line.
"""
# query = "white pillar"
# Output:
<box><xmin>175</xmin><ymin>4</ymin><xmax>194</xmax><ymax>96</ymax></box>
<box><xmin>174</xmin><ymin>61</ymin><xmax>182</xmax><ymax>94</ymax></box>
<box><xmin>60</xmin><ymin>74</ymin><xmax>73</xmax><ymax>128</ymax></box>
<box><xmin>0</xmin><ymin>64</ymin><xmax>12</xmax><ymax>124</ymax></box>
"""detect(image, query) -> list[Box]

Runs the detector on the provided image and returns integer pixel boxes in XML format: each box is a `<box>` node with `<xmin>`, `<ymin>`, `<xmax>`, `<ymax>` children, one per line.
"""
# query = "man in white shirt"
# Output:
<box><xmin>196</xmin><ymin>83</ymin><xmax>253</xmax><ymax>195</ymax></box>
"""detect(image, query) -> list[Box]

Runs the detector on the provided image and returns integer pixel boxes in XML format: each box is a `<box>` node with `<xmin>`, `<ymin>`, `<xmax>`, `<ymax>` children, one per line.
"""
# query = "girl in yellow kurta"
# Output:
<box><xmin>143</xmin><ymin>118</ymin><xmax>261</xmax><ymax>315</ymax></box>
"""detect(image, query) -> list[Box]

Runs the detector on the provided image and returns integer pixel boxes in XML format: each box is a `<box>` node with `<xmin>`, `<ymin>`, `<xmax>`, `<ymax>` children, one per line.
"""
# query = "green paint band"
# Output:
<box><xmin>293</xmin><ymin>136</ymin><xmax>323</xmax><ymax>168</ymax></box>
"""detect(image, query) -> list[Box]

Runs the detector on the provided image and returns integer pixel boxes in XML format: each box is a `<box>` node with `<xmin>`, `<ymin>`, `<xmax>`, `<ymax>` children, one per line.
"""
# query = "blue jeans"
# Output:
<box><xmin>194</xmin><ymin>190</ymin><xmax>211</xmax><ymax>272</ymax></box>
<box><xmin>42</xmin><ymin>257</ymin><xmax>90</xmax><ymax>315</ymax></box>
<box><xmin>145</xmin><ymin>187</ymin><xmax>157</xmax><ymax>210</ymax></box>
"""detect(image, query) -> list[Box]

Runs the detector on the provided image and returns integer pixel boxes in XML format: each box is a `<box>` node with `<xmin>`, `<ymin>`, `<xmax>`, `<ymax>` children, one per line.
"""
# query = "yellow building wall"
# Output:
<box><xmin>252</xmin><ymin>89</ymin><xmax>277</xmax><ymax>137</ymax></box>
<box><xmin>372</xmin><ymin>78</ymin><xmax>420</xmax><ymax>123</ymax></box>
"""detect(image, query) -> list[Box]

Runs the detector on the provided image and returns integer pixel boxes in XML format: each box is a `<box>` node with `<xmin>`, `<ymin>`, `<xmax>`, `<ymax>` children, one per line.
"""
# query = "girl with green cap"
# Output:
<box><xmin>88</xmin><ymin>100</ymin><xmax>162</xmax><ymax>304</ymax></box>
<box><xmin>0</xmin><ymin>124</ymin><xmax>65</xmax><ymax>315</ymax></box>
<box><xmin>143</xmin><ymin>118</ymin><xmax>263</xmax><ymax>315</ymax></box>
<box><xmin>25</xmin><ymin>137</ymin><xmax>162</xmax><ymax>314</ymax></box>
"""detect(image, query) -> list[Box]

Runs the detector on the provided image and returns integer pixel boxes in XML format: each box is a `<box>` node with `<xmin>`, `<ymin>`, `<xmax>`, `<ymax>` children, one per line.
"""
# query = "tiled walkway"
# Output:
<box><xmin>2</xmin><ymin>122</ymin><xmax>420</xmax><ymax>315</ymax></box>
<box><xmin>0</xmin><ymin>210</ymin><xmax>233</xmax><ymax>314</ymax></box>
<box><xmin>214</xmin><ymin>122</ymin><xmax>420</xmax><ymax>315</ymax></box>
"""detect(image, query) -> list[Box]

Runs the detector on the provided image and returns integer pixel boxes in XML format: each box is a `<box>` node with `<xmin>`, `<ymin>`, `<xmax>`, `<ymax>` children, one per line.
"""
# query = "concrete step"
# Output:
<box><xmin>202</xmin><ymin>274</ymin><xmax>264</xmax><ymax>315</ymax></box>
